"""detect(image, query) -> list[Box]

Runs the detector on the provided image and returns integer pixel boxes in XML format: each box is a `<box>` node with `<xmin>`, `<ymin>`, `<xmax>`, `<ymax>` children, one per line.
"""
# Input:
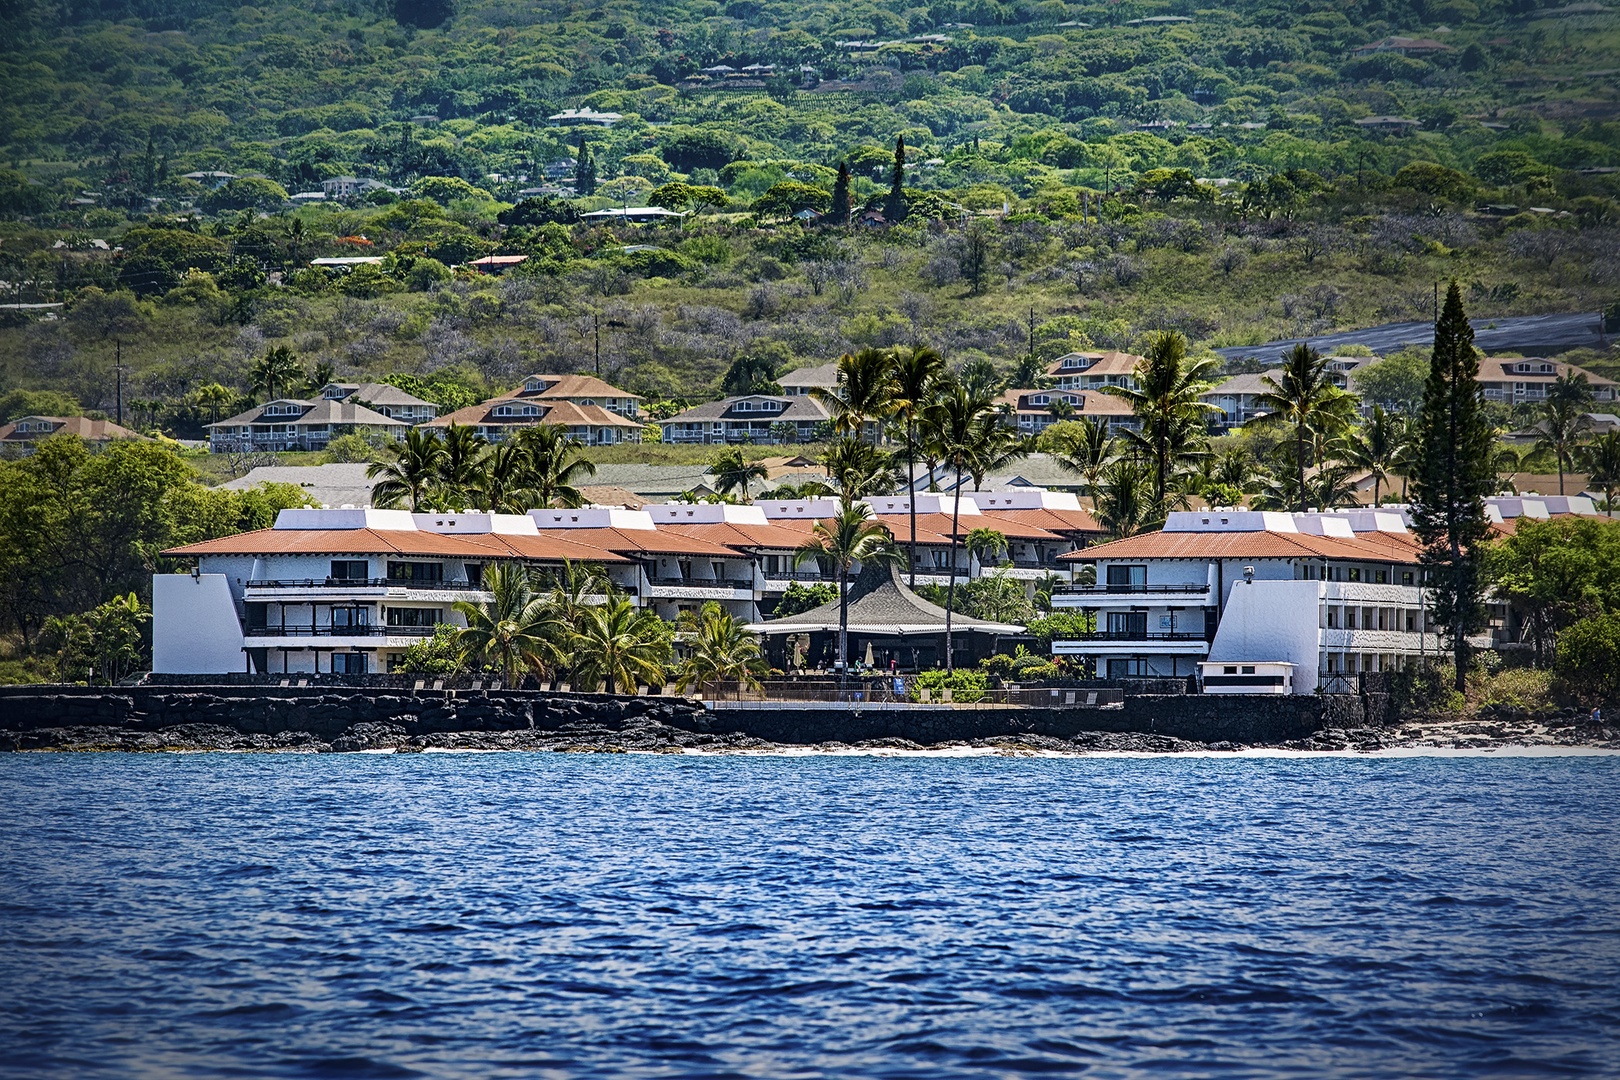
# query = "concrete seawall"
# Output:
<box><xmin>0</xmin><ymin>685</ymin><xmax>1352</xmax><ymax>749</ymax></box>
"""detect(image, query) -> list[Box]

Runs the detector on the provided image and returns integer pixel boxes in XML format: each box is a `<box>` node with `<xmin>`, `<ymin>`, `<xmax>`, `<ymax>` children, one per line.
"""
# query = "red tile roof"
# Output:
<box><xmin>164</xmin><ymin>527</ymin><xmax>630</xmax><ymax>563</ymax></box>
<box><xmin>1058</xmin><ymin>528</ymin><xmax>1423</xmax><ymax>564</ymax></box>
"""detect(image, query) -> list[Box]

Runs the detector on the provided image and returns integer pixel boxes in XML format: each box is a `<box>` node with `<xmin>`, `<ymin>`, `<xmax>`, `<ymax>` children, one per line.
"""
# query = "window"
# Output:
<box><xmin>736</xmin><ymin>401</ymin><xmax>753</xmax><ymax>411</ymax></box>
<box><xmin>1030</xmin><ymin>394</ymin><xmax>1049</xmax><ymax>406</ymax></box>
<box><xmin>1241</xmin><ymin>665</ymin><xmax>1255</xmax><ymax>674</ymax></box>
<box><xmin>1105</xmin><ymin>565</ymin><xmax>1147</xmax><ymax>591</ymax></box>
<box><xmin>1401</xmin><ymin>571</ymin><xmax>1414</xmax><ymax>585</ymax></box>
<box><xmin>330</xmin><ymin>560</ymin><xmax>369</xmax><ymax>581</ymax></box>
<box><xmin>1224</xmin><ymin>665</ymin><xmax>1237</xmax><ymax>674</ymax></box>
<box><xmin>387</xmin><ymin>561</ymin><xmax>443</xmax><ymax>583</ymax></box>
<box><xmin>464</xmin><ymin>563</ymin><xmax>484</xmax><ymax>588</ymax></box>
<box><xmin>1326</xmin><ymin>609</ymin><xmax>1337</xmax><ymax>629</ymax></box>
<box><xmin>1406</xmin><ymin>612</ymin><xmax>1416</xmax><ymax>632</ymax></box>
<box><xmin>332</xmin><ymin>653</ymin><xmax>368</xmax><ymax>674</ymax></box>
<box><xmin>385</xmin><ymin>607</ymin><xmax>441</xmax><ymax>627</ymax></box>
<box><xmin>1106</xmin><ymin>611</ymin><xmax>1148</xmax><ymax>637</ymax></box>
<box><xmin>331</xmin><ymin>606</ymin><xmax>370</xmax><ymax>629</ymax></box>
<box><xmin>1348</xmin><ymin>567</ymin><xmax>1362</xmax><ymax>582</ymax></box>
<box><xmin>1375</xmin><ymin>569</ymin><xmax>1388</xmax><ymax>584</ymax></box>
<box><xmin>1107</xmin><ymin>658</ymin><xmax>1150</xmax><ymax>677</ymax></box>
<box><xmin>1345</xmin><ymin>608</ymin><xmax>1357</xmax><ymax>629</ymax></box>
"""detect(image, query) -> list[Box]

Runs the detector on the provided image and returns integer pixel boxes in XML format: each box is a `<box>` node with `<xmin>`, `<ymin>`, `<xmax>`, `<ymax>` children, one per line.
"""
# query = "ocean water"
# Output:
<box><xmin>1</xmin><ymin>754</ymin><xmax>1617</xmax><ymax>1079</ymax></box>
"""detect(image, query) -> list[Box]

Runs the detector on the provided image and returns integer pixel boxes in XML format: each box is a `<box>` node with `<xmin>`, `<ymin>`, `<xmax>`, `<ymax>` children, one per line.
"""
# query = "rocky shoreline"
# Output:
<box><xmin>6</xmin><ymin>711</ymin><xmax>1616</xmax><ymax>755</ymax></box>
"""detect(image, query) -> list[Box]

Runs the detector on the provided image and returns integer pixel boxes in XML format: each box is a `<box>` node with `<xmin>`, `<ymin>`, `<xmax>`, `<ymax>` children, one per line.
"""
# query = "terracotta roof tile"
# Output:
<box><xmin>1059</xmin><ymin>529</ymin><xmax>1423</xmax><ymax>564</ymax></box>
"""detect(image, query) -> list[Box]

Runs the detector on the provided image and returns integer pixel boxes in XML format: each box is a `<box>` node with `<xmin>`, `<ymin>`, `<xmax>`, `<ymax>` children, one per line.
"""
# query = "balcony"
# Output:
<box><xmin>761</xmin><ymin>570</ymin><xmax>834</xmax><ymax>583</ymax></box>
<box><xmin>247</xmin><ymin>577</ymin><xmax>486</xmax><ymax>590</ymax></box>
<box><xmin>1059</xmin><ymin>631</ymin><xmax>1208</xmax><ymax>643</ymax></box>
<box><xmin>1057</xmin><ymin>584</ymin><xmax>1211</xmax><ymax>595</ymax></box>
<box><xmin>245</xmin><ymin>624</ymin><xmax>436</xmax><ymax>639</ymax></box>
<box><xmin>1052</xmin><ymin>632</ymin><xmax>1210</xmax><ymax>656</ymax></box>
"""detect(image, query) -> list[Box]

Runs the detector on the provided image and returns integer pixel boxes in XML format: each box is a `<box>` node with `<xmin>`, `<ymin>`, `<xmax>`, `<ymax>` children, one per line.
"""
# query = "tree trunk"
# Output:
<box><xmin>907</xmin><ymin>421</ymin><xmax>918</xmax><ymax>590</ymax></box>
<box><xmin>945</xmin><ymin>466</ymin><xmax>964</xmax><ymax>671</ymax></box>
<box><xmin>838</xmin><ymin>567</ymin><xmax>849</xmax><ymax>678</ymax></box>
<box><xmin>1297</xmin><ymin>424</ymin><xmax>1308</xmax><ymax>513</ymax></box>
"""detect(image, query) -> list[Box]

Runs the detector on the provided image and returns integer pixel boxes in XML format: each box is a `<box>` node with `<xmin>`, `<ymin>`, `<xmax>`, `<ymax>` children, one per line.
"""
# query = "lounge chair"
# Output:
<box><xmin>431</xmin><ymin>679</ymin><xmax>444</xmax><ymax>691</ymax></box>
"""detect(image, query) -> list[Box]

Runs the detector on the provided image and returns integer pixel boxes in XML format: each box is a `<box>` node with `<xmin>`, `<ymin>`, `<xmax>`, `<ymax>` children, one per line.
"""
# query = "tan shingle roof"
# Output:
<box><xmin>0</xmin><ymin>416</ymin><xmax>146</xmax><ymax>442</ymax></box>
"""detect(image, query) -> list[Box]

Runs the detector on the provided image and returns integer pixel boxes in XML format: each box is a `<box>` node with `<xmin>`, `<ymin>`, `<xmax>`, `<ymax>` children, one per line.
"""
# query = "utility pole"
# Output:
<box><xmin>114</xmin><ymin>339</ymin><xmax>126</xmax><ymax>426</ymax></box>
<box><xmin>1433</xmin><ymin>281</ymin><xmax>1439</xmax><ymax>323</ymax></box>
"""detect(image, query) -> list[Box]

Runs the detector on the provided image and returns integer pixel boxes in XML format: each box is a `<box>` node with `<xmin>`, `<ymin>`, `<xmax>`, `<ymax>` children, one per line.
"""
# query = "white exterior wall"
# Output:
<box><xmin>1207</xmin><ymin>579</ymin><xmax>1323</xmax><ymax>693</ymax></box>
<box><xmin>153</xmin><ymin>574</ymin><xmax>246</xmax><ymax>674</ymax></box>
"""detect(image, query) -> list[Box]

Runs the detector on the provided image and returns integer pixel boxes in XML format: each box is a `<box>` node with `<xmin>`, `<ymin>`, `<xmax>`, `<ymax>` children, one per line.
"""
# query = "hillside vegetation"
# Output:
<box><xmin>1</xmin><ymin>0</ymin><xmax>1618</xmax><ymax>429</ymax></box>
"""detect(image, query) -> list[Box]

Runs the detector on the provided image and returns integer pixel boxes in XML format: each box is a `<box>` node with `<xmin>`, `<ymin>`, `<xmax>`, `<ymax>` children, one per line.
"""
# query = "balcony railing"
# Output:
<box><xmin>1056</xmin><ymin>583</ymin><xmax>1211</xmax><ymax>595</ymax></box>
<box><xmin>648</xmin><ymin>578</ymin><xmax>756</xmax><ymax>590</ymax></box>
<box><xmin>246</xmin><ymin>578</ymin><xmax>484</xmax><ymax>590</ymax></box>
<box><xmin>245</xmin><ymin>624</ymin><xmax>437</xmax><ymax>638</ymax></box>
<box><xmin>1055</xmin><ymin>631</ymin><xmax>1208</xmax><ymax>643</ymax></box>
<box><xmin>762</xmin><ymin>570</ymin><xmax>834</xmax><ymax>582</ymax></box>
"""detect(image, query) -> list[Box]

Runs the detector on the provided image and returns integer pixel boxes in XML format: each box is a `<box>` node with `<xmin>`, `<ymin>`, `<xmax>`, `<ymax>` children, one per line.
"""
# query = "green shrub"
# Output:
<box><xmin>1558</xmin><ymin>614</ymin><xmax>1620</xmax><ymax>703</ymax></box>
<box><xmin>910</xmin><ymin>668</ymin><xmax>987</xmax><ymax>702</ymax></box>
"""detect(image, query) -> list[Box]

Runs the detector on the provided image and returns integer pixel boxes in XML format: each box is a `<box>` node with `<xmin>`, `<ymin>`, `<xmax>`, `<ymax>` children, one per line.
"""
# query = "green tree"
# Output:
<box><xmin>965</xmin><ymin>527</ymin><xmax>1008</xmax><ymax>567</ymax></box>
<box><xmin>1532</xmin><ymin>397</ymin><xmax>1593</xmax><ymax>497</ymax></box>
<box><xmin>812</xmin><ymin>347</ymin><xmax>898</xmax><ymax>438</ymax></box>
<box><xmin>752</xmin><ymin>181</ymin><xmax>831</xmax><ymax>220</ymax></box>
<box><xmin>367</xmin><ymin>428</ymin><xmax>447</xmax><ymax>512</ymax></box>
<box><xmin>1100</xmin><ymin>332</ymin><xmax>1220</xmax><ymax>515</ymax></box>
<box><xmin>1044</xmin><ymin>417</ymin><xmax>1115</xmax><ymax>494</ymax></box>
<box><xmin>1254</xmin><ymin>344</ymin><xmax>1359</xmax><ymax>512</ymax></box>
<box><xmin>249</xmin><ymin>345</ymin><xmax>304</xmax><ymax>402</ymax></box>
<box><xmin>432</xmin><ymin>424</ymin><xmax>489</xmax><ymax>509</ymax></box>
<box><xmin>1092</xmin><ymin>457</ymin><xmax>1154</xmax><ymax>538</ymax></box>
<box><xmin>1557</xmin><ymin>614</ymin><xmax>1620</xmax><ymax>704</ymax></box>
<box><xmin>830</xmin><ymin>162</ymin><xmax>852</xmax><ymax>227</ymax></box>
<box><xmin>41</xmin><ymin>591</ymin><xmax>149</xmax><ymax>684</ymax></box>
<box><xmin>393</xmin><ymin>624</ymin><xmax>465</xmax><ymax>675</ymax></box>
<box><xmin>721</xmin><ymin>352</ymin><xmax>783</xmax><ymax>396</ymax></box>
<box><xmin>1351</xmin><ymin>351</ymin><xmax>1429</xmax><ymax>413</ymax></box>
<box><xmin>575</xmin><ymin>140</ymin><xmax>597</xmax><ymax>196</ymax></box>
<box><xmin>451</xmin><ymin>563</ymin><xmax>556</xmax><ymax>687</ymax></box>
<box><xmin>885</xmin><ymin>134</ymin><xmax>909</xmax><ymax>223</ymax></box>
<box><xmin>1486</xmin><ymin>516</ymin><xmax>1620</xmax><ymax>665</ymax></box>
<box><xmin>1411</xmin><ymin>282</ymin><xmax>1497</xmax><ymax>691</ymax></box>
<box><xmin>1583</xmin><ymin>432</ymin><xmax>1620</xmax><ymax>514</ymax></box>
<box><xmin>774</xmin><ymin>580</ymin><xmax>838</xmax><ymax>616</ymax></box>
<box><xmin>794</xmin><ymin>499</ymin><xmax>899</xmax><ymax>674</ymax></box>
<box><xmin>1349</xmin><ymin>405</ymin><xmax>1410</xmax><ymax>506</ymax></box>
<box><xmin>571</xmin><ymin>597</ymin><xmax>672</xmax><ymax>694</ymax></box>
<box><xmin>925</xmin><ymin>378</ymin><xmax>998</xmax><ymax>668</ymax></box>
<box><xmin>712</xmin><ymin>448</ymin><xmax>768</xmax><ymax>500</ymax></box>
<box><xmin>515</xmin><ymin>424</ymin><xmax>595</xmax><ymax>509</ymax></box>
<box><xmin>675</xmin><ymin>601</ymin><xmax>768</xmax><ymax>699</ymax></box>
<box><xmin>821</xmin><ymin>436</ymin><xmax>899</xmax><ymax>500</ymax></box>
<box><xmin>891</xmin><ymin>343</ymin><xmax>944</xmax><ymax>587</ymax></box>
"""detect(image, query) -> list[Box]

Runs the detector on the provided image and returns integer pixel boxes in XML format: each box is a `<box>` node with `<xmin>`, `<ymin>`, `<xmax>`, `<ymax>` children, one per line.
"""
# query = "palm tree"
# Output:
<box><xmin>1348</xmin><ymin>405</ymin><xmax>1410</xmax><ymax>506</ymax></box>
<box><xmin>303</xmin><ymin>360</ymin><xmax>337</xmax><ymax>396</ymax></box>
<box><xmin>711</xmin><ymin>447</ymin><xmax>769</xmax><ymax>500</ymax></box>
<box><xmin>923</xmin><ymin>378</ymin><xmax>998</xmax><ymax>670</ymax></box>
<box><xmin>794</xmin><ymin>499</ymin><xmax>899</xmax><ymax>676</ymax></box>
<box><xmin>1251</xmin><ymin>343</ymin><xmax>1358</xmax><ymax>513</ymax></box>
<box><xmin>518</xmin><ymin>424</ymin><xmax>596</xmax><ymax>509</ymax></box>
<box><xmin>760</xmin><ymin>479</ymin><xmax>835</xmax><ymax>499</ymax></box>
<box><xmin>434</xmin><ymin>424</ymin><xmax>489</xmax><ymax>509</ymax></box>
<box><xmin>1092</xmin><ymin>458</ymin><xmax>1153</xmax><ymax>537</ymax></box>
<box><xmin>675</xmin><ymin>602</ymin><xmax>769</xmax><ymax>699</ymax></box>
<box><xmin>571</xmin><ymin>597</ymin><xmax>672</xmax><ymax>694</ymax></box>
<box><xmin>1100</xmin><ymin>332</ymin><xmax>1221</xmax><ymax>515</ymax></box>
<box><xmin>452</xmin><ymin>563</ymin><xmax>557</xmax><ymax>687</ymax></box>
<box><xmin>367</xmin><ymin>428</ymin><xmax>446</xmax><ymax>511</ymax></box>
<box><xmin>821</xmin><ymin>436</ymin><xmax>900</xmax><ymax>499</ymax></box>
<box><xmin>812</xmin><ymin>347</ymin><xmax>898</xmax><ymax>439</ymax></box>
<box><xmin>891</xmin><ymin>344</ymin><xmax>944</xmax><ymax>588</ymax></box>
<box><xmin>965</xmin><ymin>527</ymin><xmax>1009</xmax><ymax>567</ymax></box>
<box><xmin>1047</xmin><ymin>416</ymin><xmax>1115</xmax><ymax>494</ymax></box>
<box><xmin>194</xmin><ymin>383</ymin><xmax>234</xmax><ymax>423</ymax></box>
<box><xmin>475</xmin><ymin>441</ymin><xmax>535</xmax><ymax>513</ymax></box>
<box><xmin>248</xmin><ymin>345</ymin><xmax>304</xmax><ymax>402</ymax></box>
<box><xmin>1583</xmin><ymin>432</ymin><xmax>1620</xmax><ymax>515</ymax></box>
<box><xmin>1533</xmin><ymin>398</ymin><xmax>1593</xmax><ymax>495</ymax></box>
<box><xmin>965</xmin><ymin>410</ymin><xmax>1029</xmax><ymax>490</ymax></box>
<box><xmin>540</xmin><ymin>559</ymin><xmax>609</xmax><ymax>685</ymax></box>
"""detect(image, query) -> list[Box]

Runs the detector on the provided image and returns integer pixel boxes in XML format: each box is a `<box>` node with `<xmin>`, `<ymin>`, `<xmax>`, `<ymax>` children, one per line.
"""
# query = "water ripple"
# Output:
<box><xmin>0</xmin><ymin>754</ymin><xmax>1617</xmax><ymax>1078</ymax></box>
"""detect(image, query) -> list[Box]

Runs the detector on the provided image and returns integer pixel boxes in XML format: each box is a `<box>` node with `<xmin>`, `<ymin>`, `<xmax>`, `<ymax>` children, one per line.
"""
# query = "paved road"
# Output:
<box><xmin>1216</xmin><ymin>311</ymin><xmax>1610</xmax><ymax>362</ymax></box>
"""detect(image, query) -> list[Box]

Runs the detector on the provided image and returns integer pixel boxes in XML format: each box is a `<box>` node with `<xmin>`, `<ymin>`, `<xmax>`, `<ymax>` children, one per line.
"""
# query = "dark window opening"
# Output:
<box><xmin>388</xmin><ymin>561</ymin><xmax>443</xmax><ymax>583</ymax></box>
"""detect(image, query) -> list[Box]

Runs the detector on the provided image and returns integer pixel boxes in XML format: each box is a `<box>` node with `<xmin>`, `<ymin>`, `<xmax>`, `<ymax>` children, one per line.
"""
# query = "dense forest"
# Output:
<box><xmin>0</xmin><ymin>0</ymin><xmax>1617</xmax><ymax>428</ymax></box>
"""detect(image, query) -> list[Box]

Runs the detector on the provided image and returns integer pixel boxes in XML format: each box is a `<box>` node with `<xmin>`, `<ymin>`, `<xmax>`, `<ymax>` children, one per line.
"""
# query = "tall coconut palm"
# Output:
<box><xmin>248</xmin><ymin>345</ymin><xmax>305</xmax><ymax>402</ymax></box>
<box><xmin>711</xmin><ymin>447</ymin><xmax>769</xmax><ymax>501</ymax></box>
<box><xmin>517</xmin><ymin>424</ymin><xmax>596</xmax><ymax>509</ymax></box>
<box><xmin>675</xmin><ymin>601</ymin><xmax>769</xmax><ymax>699</ymax></box>
<box><xmin>434</xmin><ymin>424</ymin><xmax>489</xmax><ymax>509</ymax></box>
<box><xmin>1583</xmin><ymin>432</ymin><xmax>1620</xmax><ymax>515</ymax></box>
<box><xmin>452</xmin><ymin>563</ymin><xmax>557</xmax><ymax>687</ymax></box>
<box><xmin>541</xmin><ymin>559</ymin><xmax>609</xmax><ymax>684</ymax></box>
<box><xmin>891</xmin><ymin>344</ymin><xmax>944</xmax><ymax>588</ymax></box>
<box><xmin>475</xmin><ymin>440</ymin><xmax>536</xmax><ymax>513</ymax></box>
<box><xmin>1092</xmin><ymin>458</ymin><xmax>1154</xmax><ymax>538</ymax></box>
<box><xmin>1100</xmin><ymin>332</ymin><xmax>1221</xmax><ymax>515</ymax></box>
<box><xmin>1348</xmin><ymin>404</ymin><xmax>1410</xmax><ymax>506</ymax></box>
<box><xmin>1533</xmin><ymin>397</ymin><xmax>1593</xmax><ymax>495</ymax></box>
<box><xmin>965</xmin><ymin>527</ymin><xmax>1009</xmax><ymax>567</ymax></box>
<box><xmin>571</xmin><ymin>596</ymin><xmax>672</xmax><ymax>694</ymax></box>
<box><xmin>923</xmin><ymin>378</ymin><xmax>998</xmax><ymax>670</ymax></box>
<box><xmin>965</xmin><ymin>410</ymin><xmax>1029</xmax><ymax>490</ymax></box>
<box><xmin>812</xmin><ymin>347</ymin><xmax>898</xmax><ymax>439</ymax></box>
<box><xmin>822</xmin><ymin>436</ymin><xmax>901</xmax><ymax>499</ymax></box>
<box><xmin>194</xmin><ymin>382</ymin><xmax>235</xmax><ymax>423</ymax></box>
<box><xmin>1047</xmin><ymin>416</ymin><xmax>1116</xmax><ymax>495</ymax></box>
<box><xmin>1251</xmin><ymin>343</ymin><xmax>1358</xmax><ymax>513</ymax></box>
<box><xmin>368</xmin><ymin>427</ymin><xmax>446</xmax><ymax>511</ymax></box>
<box><xmin>794</xmin><ymin>499</ymin><xmax>899</xmax><ymax>675</ymax></box>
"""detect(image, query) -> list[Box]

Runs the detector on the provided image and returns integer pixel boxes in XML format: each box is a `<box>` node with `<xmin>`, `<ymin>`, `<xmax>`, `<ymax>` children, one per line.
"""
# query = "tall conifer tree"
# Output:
<box><xmin>1410</xmin><ymin>281</ymin><xmax>1495</xmax><ymax>691</ymax></box>
<box><xmin>885</xmin><ymin>135</ymin><xmax>908</xmax><ymax>222</ymax></box>
<box><xmin>574</xmin><ymin>139</ymin><xmax>596</xmax><ymax>196</ymax></box>
<box><xmin>831</xmin><ymin>161</ymin><xmax>852</xmax><ymax>226</ymax></box>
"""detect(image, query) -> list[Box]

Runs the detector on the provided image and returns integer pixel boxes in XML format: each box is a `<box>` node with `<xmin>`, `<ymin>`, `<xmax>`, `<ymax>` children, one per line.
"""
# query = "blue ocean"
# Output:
<box><xmin>1</xmin><ymin>753</ymin><xmax>1617</xmax><ymax>1078</ymax></box>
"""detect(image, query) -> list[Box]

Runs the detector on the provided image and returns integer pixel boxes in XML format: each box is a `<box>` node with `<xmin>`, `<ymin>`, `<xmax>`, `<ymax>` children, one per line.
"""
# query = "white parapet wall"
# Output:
<box><xmin>153</xmin><ymin>573</ymin><xmax>246</xmax><ymax>674</ymax></box>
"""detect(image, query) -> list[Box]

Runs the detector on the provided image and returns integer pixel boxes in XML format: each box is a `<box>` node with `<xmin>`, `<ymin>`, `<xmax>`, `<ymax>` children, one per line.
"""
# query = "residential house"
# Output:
<box><xmin>1477</xmin><ymin>357</ymin><xmax>1618</xmax><ymax>405</ymax></box>
<box><xmin>546</xmin><ymin>108</ymin><xmax>622</xmax><ymax>127</ymax></box>
<box><xmin>423</xmin><ymin>374</ymin><xmax>644</xmax><ymax>446</ymax></box>
<box><xmin>1352</xmin><ymin>36</ymin><xmax>1451</xmax><ymax>55</ymax></box>
<box><xmin>996</xmin><ymin>388</ymin><xmax>1139</xmax><ymax>435</ymax></box>
<box><xmin>0</xmin><ymin>415</ymin><xmax>146</xmax><ymax>450</ymax></box>
<box><xmin>777</xmin><ymin>362</ymin><xmax>839</xmax><ymax>397</ymax></box>
<box><xmin>319</xmin><ymin>383</ymin><xmax>438</xmax><ymax>425</ymax></box>
<box><xmin>181</xmin><ymin>171</ymin><xmax>237</xmax><ymax>189</ymax></box>
<box><xmin>1046</xmin><ymin>351</ymin><xmax>1144</xmax><ymax>392</ymax></box>
<box><xmin>1201</xmin><ymin>373</ymin><xmax>1273</xmax><ymax>426</ymax></box>
<box><xmin>658</xmin><ymin>395</ymin><xmax>832</xmax><ymax>445</ymax></box>
<box><xmin>321</xmin><ymin>176</ymin><xmax>391</xmax><ymax>199</ymax></box>
<box><xmin>207</xmin><ymin>399</ymin><xmax>407</xmax><ymax>453</ymax></box>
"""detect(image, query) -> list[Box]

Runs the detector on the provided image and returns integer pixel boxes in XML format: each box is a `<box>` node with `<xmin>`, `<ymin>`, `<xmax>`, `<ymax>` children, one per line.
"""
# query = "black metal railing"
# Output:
<box><xmin>246</xmin><ymin>577</ymin><xmax>485</xmax><ymax>590</ymax></box>
<box><xmin>761</xmin><ymin>570</ymin><xmax>835</xmax><ymax>582</ymax></box>
<box><xmin>1055</xmin><ymin>583</ymin><xmax>1211</xmax><ymax>595</ymax></box>
<box><xmin>1053</xmin><ymin>631</ymin><xmax>1208</xmax><ymax>643</ymax></box>
<box><xmin>244</xmin><ymin>625</ymin><xmax>436</xmax><ymax>638</ymax></box>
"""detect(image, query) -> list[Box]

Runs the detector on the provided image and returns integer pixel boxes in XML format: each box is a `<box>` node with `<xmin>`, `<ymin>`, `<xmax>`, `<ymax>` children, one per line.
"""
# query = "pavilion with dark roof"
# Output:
<box><xmin>748</xmin><ymin>559</ymin><xmax>1024</xmax><ymax>671</ymax></box>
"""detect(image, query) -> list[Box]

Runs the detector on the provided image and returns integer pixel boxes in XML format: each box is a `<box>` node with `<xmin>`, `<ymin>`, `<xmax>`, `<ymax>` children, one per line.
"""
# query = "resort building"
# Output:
<box><xmin>995</xmin><ymin>388</ymin><xmax>1139</xmax><ymax>435</ymax></box>
<box><xmin>424</xmin><ymin>374</ymin><xmax>644</xmax><ymax>446</ymax></box>
<box><xmin>657</xmin><ymin>395</ymin><xmax>832</xmax><ymax>444</ymax></box>
<box><xmin>318</xmin><ymin>382</ymin><xmax>438</xmax><ymax>425</ymax></box>
<box><xmin>777</xmin><ymin>362</ymin><xmax>839</xmax><ymax>397</ymax></box>
<box><xmin>1046</xmin><ymin>351</ymin><xmax>1144</xmax><ymax>392</ymax></box>
<box><xmin>1476</xmin><ymin>358</ymin><xmax>1617</xmax><ymax>405</ymax></box>
<box><xmin>207</xmin><ymin>399</ymin><xmax>407</xmax><ymax>453</ymax></box>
